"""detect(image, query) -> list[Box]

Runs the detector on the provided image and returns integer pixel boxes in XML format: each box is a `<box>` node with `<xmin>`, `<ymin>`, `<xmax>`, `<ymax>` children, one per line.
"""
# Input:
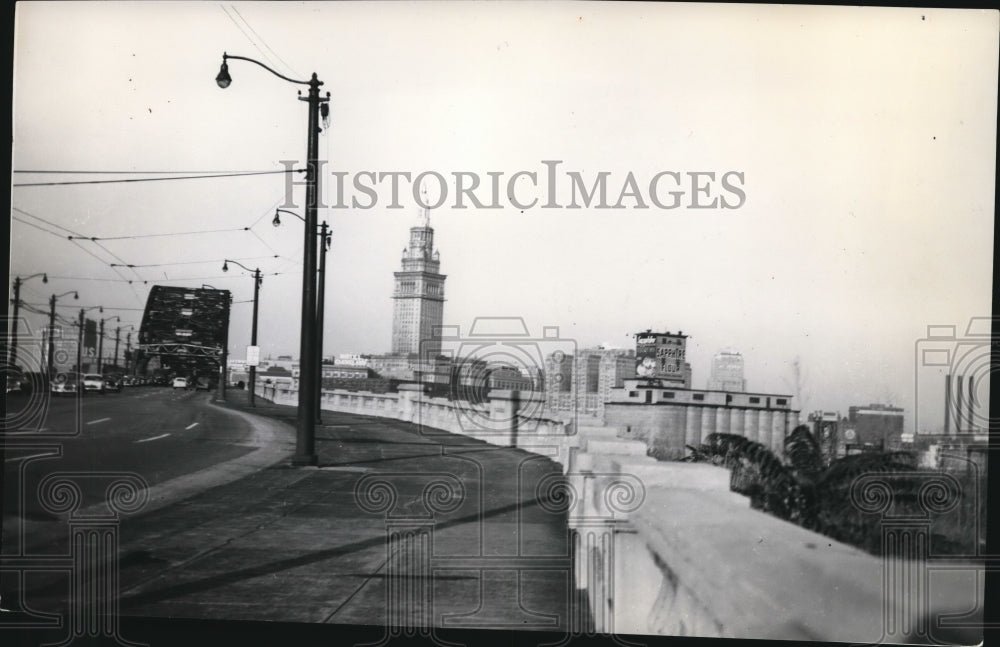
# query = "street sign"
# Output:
<box><xmin>246</xmin><ymin>345</ymin><xmax>260</xmax><ymax>367</ymax></box>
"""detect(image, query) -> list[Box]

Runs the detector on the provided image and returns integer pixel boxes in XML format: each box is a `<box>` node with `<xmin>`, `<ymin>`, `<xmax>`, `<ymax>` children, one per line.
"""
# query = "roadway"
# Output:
<box><xmin>3</xmin><ymin>385</ymin><xmax>267</xmax><ymax>549</ymax></box>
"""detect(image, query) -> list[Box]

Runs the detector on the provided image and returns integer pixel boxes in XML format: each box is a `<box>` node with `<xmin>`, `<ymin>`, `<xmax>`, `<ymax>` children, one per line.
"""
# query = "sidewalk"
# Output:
<box><xmin>19</xmin><ymin>388</ymin><xmax>583</xmax><ymax>632</ymax></box>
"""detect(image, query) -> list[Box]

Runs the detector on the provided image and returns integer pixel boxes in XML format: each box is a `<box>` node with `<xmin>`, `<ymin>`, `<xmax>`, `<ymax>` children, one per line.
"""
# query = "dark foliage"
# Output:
<box><xmin>684</xmin><ymin>426</ymin><xmax>927</xmax><ymax>555</ymax></box>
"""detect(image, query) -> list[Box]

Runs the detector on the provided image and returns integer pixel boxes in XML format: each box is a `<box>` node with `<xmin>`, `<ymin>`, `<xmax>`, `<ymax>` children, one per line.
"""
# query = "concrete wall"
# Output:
<box><xmin>254</xmin><ymin>383</ymin><xmax>983</xmax><ymax>643</ymax></box>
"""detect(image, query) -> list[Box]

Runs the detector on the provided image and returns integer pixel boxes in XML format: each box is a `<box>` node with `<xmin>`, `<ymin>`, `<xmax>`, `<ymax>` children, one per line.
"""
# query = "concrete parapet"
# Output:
<box><xmin>263</xmin><ymin>384</ymin><xmax>983</xmax><ymax>643</ymax></box>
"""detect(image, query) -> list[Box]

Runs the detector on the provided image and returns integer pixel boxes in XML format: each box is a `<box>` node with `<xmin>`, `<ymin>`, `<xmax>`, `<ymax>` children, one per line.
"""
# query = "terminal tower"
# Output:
<box><xmin>391</xmin><ymin>197</ymin><xmax>446</xmax><ymax>357</ymax></box>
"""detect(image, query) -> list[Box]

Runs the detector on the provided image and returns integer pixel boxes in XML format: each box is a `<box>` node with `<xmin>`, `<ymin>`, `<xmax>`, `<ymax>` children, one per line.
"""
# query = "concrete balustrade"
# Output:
<box><xmin>253</xmin><ymin>383</ymin><xmax>983</xmax><ymax>642</ymax></box>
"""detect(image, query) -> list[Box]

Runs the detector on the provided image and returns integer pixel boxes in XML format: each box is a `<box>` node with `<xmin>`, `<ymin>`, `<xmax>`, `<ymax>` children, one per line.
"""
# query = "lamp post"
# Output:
<box><xmin>223</xmin><ymin>260</ymin><xmax>262</xmax><ymax>407</ymax></box>
<box><xmin>77</xmin><ymin>306</ymin><xmax>103</xmax><ymax>376</ymax></box>
<box><xmin>46</xmin><ymin>291</ymin><xmax>78</xmax><ymax>379</ymax></box>
<box><xmin>124</xmin><ymin>328</ymin><xmax>135</xmax><ymax>376</ymax></box>
<box><xmin>274</xmin><ymin>209</ymin><xmax>331</xmax><ymax>419</ymax></box>
<box><xmin>97</xmin><ymin>315</ymin><xmax>119</xmax><ymax>374</ymax></box>
<box><xmin>114</xmin><ymin>326</ymin><xmax>121</xmax><ymax>371</ymax></box>
<box><xmin>8</xmin><ymin>273</ymin><xmax>47</xmax><ymax>390</ymax></box>
<box><xmin>218</xmin><ymin>52</ymin><xmax>329</xmax><ymax>466</ymax></box>
<box><xmin>117</xmin><ymin>325</ymin><xmax>134</xmax><ymax>376</ymax></box>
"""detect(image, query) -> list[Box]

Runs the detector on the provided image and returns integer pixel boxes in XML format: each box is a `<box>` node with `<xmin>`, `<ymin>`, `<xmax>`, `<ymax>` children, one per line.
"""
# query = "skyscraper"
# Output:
<box><xmin>391</xmin><ymin>200</ymin><xmax>446</xmax><ymax>357</ymax></box>
<box><xmin>708</xmin><ymin>349</ymin><xmax>747</xmax><ymax>392</ymax></box>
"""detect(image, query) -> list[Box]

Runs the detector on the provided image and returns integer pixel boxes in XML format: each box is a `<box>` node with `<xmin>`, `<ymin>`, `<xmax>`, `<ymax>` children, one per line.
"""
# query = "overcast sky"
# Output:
<box><xmin>9</xmin><ymin>2</ymin><xmax>997</xmax><ymax>433</ymax></box>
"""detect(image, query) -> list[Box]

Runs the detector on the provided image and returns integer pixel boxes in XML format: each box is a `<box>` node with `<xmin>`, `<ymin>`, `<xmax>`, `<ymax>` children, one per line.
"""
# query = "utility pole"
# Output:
<box><xmin>316</xmin><ymin>221</ymin><xmax>330</xmax><ymax>420</ymax></box>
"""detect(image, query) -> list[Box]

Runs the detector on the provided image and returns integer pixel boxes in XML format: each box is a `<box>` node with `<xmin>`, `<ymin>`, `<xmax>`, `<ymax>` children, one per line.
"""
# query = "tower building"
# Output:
<box><xmin>391</xmin><ymin>197</ymin><xmax>446</xmax><ymax>357</ymax></box>
<box><xmin>708</xmin><ymin>348</ymin><xmax>747</xmax><ymax>392</ymax></box>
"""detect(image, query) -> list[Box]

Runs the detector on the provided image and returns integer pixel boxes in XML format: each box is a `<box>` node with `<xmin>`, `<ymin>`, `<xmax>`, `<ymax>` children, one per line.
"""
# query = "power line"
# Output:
<box><xmin>110</xmin><ymin>255</ymin><xmax>279</xmax><ymax>269</ymax></box>
<box><xmin>12</xmin><ymin>207</ymin><xmax>86</xmax><ymax>237</ymax></box>
<box><xmin>13</xmin><ymin>169</ymin><xmax>282</xmax><ymax>174</ymax></box>
<box><xmin>220</xmin><ymin>4</ymin><xmax>287</xmax><ymax>77</ymax></box>
<box><xmin>71</xmin><ymin>226</ymin><xmax>246</xmax><ymax>241</ymax></box>
<box><xmin>13</xmin><ymin>169</ymin><xmax>298</xmax><ymax>187</ymax></box>
<box><xmin>229</xmin><ymin>4</ymin><xmax>301</xmax><ymax>79</ymax></box>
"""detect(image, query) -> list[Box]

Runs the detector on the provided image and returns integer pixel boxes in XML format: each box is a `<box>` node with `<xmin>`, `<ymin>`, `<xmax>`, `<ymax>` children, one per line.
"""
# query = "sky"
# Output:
<box><xmin>8</xmin><ymin>1</ymin><xmax>997</xmax><ymax>434</ymax></box>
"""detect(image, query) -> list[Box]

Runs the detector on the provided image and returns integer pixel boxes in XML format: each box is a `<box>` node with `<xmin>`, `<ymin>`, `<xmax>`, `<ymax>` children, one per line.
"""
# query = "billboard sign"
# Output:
<box><xmin>635</xmin><ymin>332</ymin><xmax>686</xmax><ymax>381</ymax></box>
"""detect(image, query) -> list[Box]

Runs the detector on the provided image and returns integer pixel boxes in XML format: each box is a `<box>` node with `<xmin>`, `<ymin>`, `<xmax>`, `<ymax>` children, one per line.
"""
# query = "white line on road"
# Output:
<box><xmin>185</xmin><ymin>422</ymin><xmax>199</xmax><ymax>430</ymax></box>
<box><xmin>136</xmin><ymin>433</ymin><xmax>171</xmax><ymax>443</ymax></box>
<box><xmin>86</xmin><ymin>417</ymin><xmax>111</xmax><ymax>425</ymax></box>
<box><xmin>4</xmin><ymin>452</ymin><xmax>57</xmax><ymax>463</ymax></box>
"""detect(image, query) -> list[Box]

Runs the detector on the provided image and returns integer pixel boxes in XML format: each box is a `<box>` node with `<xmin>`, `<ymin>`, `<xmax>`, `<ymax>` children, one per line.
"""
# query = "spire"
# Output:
<box><xmin>418</xmin><ymin>180</ymin><xmax>431</xmax><ymax>228</ymax></box>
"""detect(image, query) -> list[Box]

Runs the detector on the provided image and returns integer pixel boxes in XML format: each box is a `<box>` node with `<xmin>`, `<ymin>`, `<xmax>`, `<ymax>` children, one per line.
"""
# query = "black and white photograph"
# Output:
<box><xmin>3</xmin><ymin>2</ymin><xmax>996</xmax><ymax>646</ymax></box>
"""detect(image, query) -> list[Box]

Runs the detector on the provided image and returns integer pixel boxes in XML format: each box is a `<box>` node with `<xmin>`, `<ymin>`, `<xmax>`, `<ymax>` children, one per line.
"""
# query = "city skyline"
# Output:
<box><xmin>9</xmin><ymin>2</ymin><xmax>996</xmax><ymax>434</ymax></box>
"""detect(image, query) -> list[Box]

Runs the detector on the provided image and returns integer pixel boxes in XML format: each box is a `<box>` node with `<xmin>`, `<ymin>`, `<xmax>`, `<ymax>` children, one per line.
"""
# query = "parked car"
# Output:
<box><xmin>172</xmin><ymin>377</ymin><xmax>189</xmax><ymax>390</ymax></box>
<box><xmin>50</xmin><ymin>372</ymin><xmax>81</xmax><ymax>396</ymax></box>
<box><xmin>82</xmin><ymin>374</ymin><xmax>105</xmax><ymax>393</ymax></box>
<box><xmin>103</xmin><ymin>376</ymin><xmax>123</xmax><ymax>393</ymax></box>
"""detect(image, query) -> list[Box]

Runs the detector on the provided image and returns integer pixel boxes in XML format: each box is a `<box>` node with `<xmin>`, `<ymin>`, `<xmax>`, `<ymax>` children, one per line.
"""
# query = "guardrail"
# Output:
<box><xmin>252</xmin><ymin>383</ymin><xmax>985</xmax><ymax>642</ymax></box>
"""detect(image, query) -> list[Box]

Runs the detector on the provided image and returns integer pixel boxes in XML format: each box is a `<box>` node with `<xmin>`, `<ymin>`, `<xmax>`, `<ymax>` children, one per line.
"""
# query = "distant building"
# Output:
<box><xmin>335</xmin><ymin>353</ymin><xmax>368</xmax><ymax>368</ymax></box>
<box><xmin>634</xmin><ymin>330</ymin><xmax>691</xmax><ymax>388</ymax></box>
<box><xmin>545</xmin><ymin>346</ymin><xmax>635</xmax><ymax>416</ymax></box>
<box><xmin>845</xmin><ymin>404</ymin><xmax>904</xmax><ymax>451</ymax></box>
<box><xmin>320</xmin><ymin>364</ymin><xmax>374</xmax><ymax>380</ymax></box>
<box><xmin>391</xmin><ymin>197</ymin><xmax>446</xmax><ymax>357</ymax></box>
<box><xmin>707</xmin><ymin>349</ymin><xmax>747</xmax><ymax>392</ymax></box>
<box><xmin>605</xmin><ymin>378</ymin><xmax>798</xmax><ymax>460</ymax></box>
<box><xmin>807</xmin><ymin>410</ymin><xmax>842</xmax><ymax>458</ymax></box>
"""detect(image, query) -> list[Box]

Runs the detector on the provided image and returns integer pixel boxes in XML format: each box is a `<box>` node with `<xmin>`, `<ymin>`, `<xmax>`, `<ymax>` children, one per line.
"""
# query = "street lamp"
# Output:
<box><xmin>46</xmin><ymin>291</ymin><xmax>78</xmax><ymax>379</ymax></box>
<box><xmin>273</xmin><ymin>209</ymin><xmax>331</xmax><ymax>420</ymax></box>
<box><xmin>217</xmin><ymin>52</ymin><xmax>330</xmax><ymax>466</ymax></box>
<box><xmin>223</xmin><ymin>260</ymin><xmax>262</xmax><ymax>407</ymax></box>
<box><xmin>8</xmin><ymin>273</ymin><xmax>47</xmax><ymax>387</ymax></box>
<box><xmin>97</xmin><ymin>315</ymin><xmax>119</xmax><ymax>374</ymax></box>
<box><xmin>117</xmin><ymin>324</ymin><xmax>135</xmax><ymax>375</ymax></box>
<box><xmin>77</xmin><ymin>306</ymin><xmax>103</xmax><ymax>377</ymax></box>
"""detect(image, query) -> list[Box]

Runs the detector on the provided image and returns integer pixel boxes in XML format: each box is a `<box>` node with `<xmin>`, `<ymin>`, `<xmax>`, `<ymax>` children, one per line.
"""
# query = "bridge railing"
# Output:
<box><xmin>250</xmin><ymin>383</ymin><xmax>984</xmax><ymax>642</ymax></box>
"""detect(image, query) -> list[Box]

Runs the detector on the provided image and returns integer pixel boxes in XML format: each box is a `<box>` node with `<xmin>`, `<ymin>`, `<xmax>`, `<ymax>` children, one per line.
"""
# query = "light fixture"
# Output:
<box><xmin>272</xmin><ymin>211</ymin><xmax>281</xmax><ymax>227</ymax></box>
<box><xmin>222</xmin><ymin>261</ymin><xmax>229</xmax><ymax>272</ymax></box>
<box><xmin>216</xmin><ymin>57</ymin><xmax>232</xmax><ymax>89</ymax></box>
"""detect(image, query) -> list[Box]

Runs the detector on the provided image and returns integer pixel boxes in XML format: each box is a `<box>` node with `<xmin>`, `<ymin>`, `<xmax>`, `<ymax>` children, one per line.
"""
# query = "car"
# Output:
<box><xmin>195</xmin><ymin>376</ymin><xmax>215</xmax><ymax>391</ymax></box>
<box><xmin>50</xmin><ymin>372</ymin><xmax>81</xmax><ymax>396</ymax></box>
<box><xmin>103</xmin><ymin>376</ymin><xmax>123</xmax><ymax>393</ymax></box>
<box><xmin>172</xmin><ymin>377</ymin><xmax>189</xmax><ymax>389</ymax></box>
<box><xmin>82</xmin><ymin>374</ymin><xmax>105</xmax><ymax>393</ymax></box>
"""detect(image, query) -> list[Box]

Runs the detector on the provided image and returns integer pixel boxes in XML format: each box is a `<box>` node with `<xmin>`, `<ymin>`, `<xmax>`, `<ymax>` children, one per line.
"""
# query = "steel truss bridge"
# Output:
<box><xmin>136</xmin><ymin>285</ymin><xmax>231</xmax><ymax>378</ymax></box>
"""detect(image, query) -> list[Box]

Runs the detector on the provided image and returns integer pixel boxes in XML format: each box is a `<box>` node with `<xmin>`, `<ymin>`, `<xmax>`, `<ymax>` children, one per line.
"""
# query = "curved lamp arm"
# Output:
<box><xmin>217</xmin><ymin>53</ymin><xmax>319</xmax><ymax>88</ymax></box>
<box><xmin>222</xmin><ymin>259</ymin><xmax>259</xmax><ymax>274</ymax></box>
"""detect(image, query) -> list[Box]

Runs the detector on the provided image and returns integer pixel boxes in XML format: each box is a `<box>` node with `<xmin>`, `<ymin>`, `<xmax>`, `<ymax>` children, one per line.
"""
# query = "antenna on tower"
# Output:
<box><xmin>419</xmin><ymin>179</ymin><xmax>431</xmax><ymax>227</ymax></box>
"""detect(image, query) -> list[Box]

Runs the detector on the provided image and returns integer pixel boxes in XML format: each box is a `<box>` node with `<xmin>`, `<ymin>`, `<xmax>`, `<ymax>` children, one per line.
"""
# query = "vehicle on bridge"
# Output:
<box><xmin>50</xmin><ymin>372</ymin><xmax>81</xmax><ymax>396</ymax></box>
<box><xmin>82</xmin><ymin>374</ymin><xmax>105</xmax><ymax>394</ymax></box>
<box><xmin>195</xmin><ymin>375</ymin><xmax>216</xmax><ymax>391</ymax></box>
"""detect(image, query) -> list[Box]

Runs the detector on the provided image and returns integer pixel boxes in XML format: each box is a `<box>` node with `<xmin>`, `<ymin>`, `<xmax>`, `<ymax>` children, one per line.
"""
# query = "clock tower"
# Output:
<box><xmin>391</xmin><ymin>200</ymin><xmax>446</xmax><ymax>357</ymax></box>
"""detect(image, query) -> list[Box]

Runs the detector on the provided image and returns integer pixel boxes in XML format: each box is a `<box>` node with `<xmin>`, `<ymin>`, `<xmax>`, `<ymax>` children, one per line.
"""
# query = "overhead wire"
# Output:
<box><xmin>229</xmin><ymin>4</ymin><xmax>302</xmax><ymax>78</ymax></box>
<box><xmin>12</xmin><ymin>169</ymin><xmax>296</xmax><ymax>187</ymax></box>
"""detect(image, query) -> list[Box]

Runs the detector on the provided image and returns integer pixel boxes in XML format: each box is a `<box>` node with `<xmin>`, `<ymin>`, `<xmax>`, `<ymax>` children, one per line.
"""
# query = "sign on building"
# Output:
<box><xmin>635</xmin><ymin>331</ymin><xmax>686</xmax><ymax>382</ymax></box>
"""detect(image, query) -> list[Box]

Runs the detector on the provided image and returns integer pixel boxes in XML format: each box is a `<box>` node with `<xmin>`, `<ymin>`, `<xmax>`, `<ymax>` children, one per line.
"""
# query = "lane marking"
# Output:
<box><xmin>136</xmin><ymin>433</ymin><xmax>171</xmax><ymax>443</ymax></box>
<box><xmin>86</xmin><ymin>417</ymin><xmax>111</xmax><ymax>426</ymax></box>
<box><xmin>4</xmin><ymin>452</ymin><xmax>57</xmax><ymax>463</ymax></box>
<box><xmin>185</xmin><ymin>422</ymin><xmax>199</xmax><ymax>430</ymax></box>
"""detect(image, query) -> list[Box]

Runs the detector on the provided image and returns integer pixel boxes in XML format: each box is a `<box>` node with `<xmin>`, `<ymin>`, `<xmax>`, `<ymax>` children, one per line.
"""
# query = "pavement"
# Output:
<box><xmin>3</xmin><ymin>388</ymin><xmax>587</xmax><ymax>643</ymax></box>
